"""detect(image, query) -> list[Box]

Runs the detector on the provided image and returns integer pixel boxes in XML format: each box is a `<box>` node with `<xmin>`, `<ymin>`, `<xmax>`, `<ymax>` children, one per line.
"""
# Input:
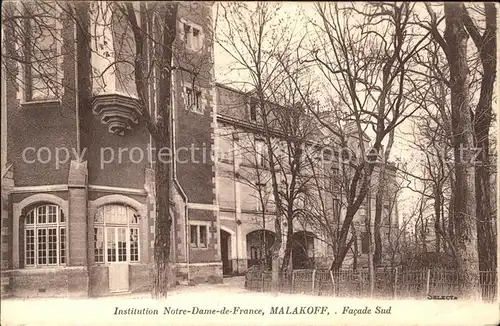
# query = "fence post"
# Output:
<box><xmin>359</xmin><ymin>270</ymin><xmax>363</xmax><ymax>296</ymax></box>
<box><xmin>425</xmin><ymin>268</ymin><xmax>431</xmax><ymax>297</ymax></box>
<box><xmin>261</xmin><ymin>272</ymin><xmax>265</xmax><ymax>292</ymax></box>
<box><xmin>291</xmin><ymin>270</ymin><xmax>295</xmax><ymax>294</ymax></box>
<box><xmin>312</xmin><ymin>269</ymin><xmax>316</xmax><ymax>294</ymax></box>
<box><xmin>330</xmin><ymin>270</ymin><xmax>335</xmax><ymax>297</ymax></box>
<box><xmin>393</xmin><ymin>267</ymin><xmax>398</xmax><ymax>299</ymax></box>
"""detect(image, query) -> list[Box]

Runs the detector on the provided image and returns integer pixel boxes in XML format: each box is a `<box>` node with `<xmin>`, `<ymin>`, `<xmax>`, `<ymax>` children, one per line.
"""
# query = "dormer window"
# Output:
<box><xmin>182</xmin><ymin>21</ymin><xmax>203</xmax><ymax>51</ymax></box>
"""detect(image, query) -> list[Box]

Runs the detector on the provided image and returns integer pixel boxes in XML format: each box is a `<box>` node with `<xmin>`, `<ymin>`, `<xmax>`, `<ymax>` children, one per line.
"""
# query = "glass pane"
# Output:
<box><xmin>104</xmin><ymin>205</ymin><xmax>115</xmax><ymax>223</ymax></box>
<box><xmin>59</xmin><ymin>207</ymin><xmax>65</xmax><ymax>223</ymax></box>
<box><xmin>117</xmin><ymin>228</ymin><xmax>127</xmax><ymax>262</ymax></box>
<box><xmin>199</xmin><ymin>225</ymin><xmax>207</xmax><ymax>248</ymax></box>
<box><xmin>115</xmin><ymin>206</ymin><xmax>127</xmax><ymax>224</ymax></box>
<box><xmin>25</xmin><ymin>229</ymin><xmax>35</xmax><ymax>266</ymax></box>
<box><xmin>37</xmin><ymin>228</ymin><xmax>47</xmax><ymax>265</ymax></box>
<box><xmin>37</xmin><ymin>206</ymin><xmax>47</xmax><ymax>224</ymax></box>
<box><xmin>47</xmin><ymin>205</ymin><xmax>57</xmax><ymax>223</ymax></box>
<box><xmin>26</xmin><ymin>210</ymin><xmax>35</xmax><ymax>225</ymax></box>
<box><xmin>48</xmin><ymin>228</ymin><xmax>57</xmax><ymax>264</ymax></box>
<box><xmin>190</xmin><ymin>225</ymin><xmax>198</xmax><ymax>246</ymax></box>
<box><xmin>104</xmin><ymin>205</ymin><xmax>128</xmax><ymax>224</ymax></box>
<box><xmin>128</xmin><ymin>207</ymin><xmax>139</xmax><ymax>224</ymax></box>
<box><xmin>29</xmin><ymin>73</ymin><xmax>57</xmax><ymax>101</ymax></box>
<box><xmin>130</xmin><ymin>228</ymin><xmax>139</xmax><ymax>262</ymax></box>
<box><xmin>94</xmin><ymin>227</ymin><xmax>104</xmax><ymax>263</ymax></box>
<box><xmin>106</xmin><ymin>228</ymin><xmax>116</xmax><ymax>262</ymax></box>
<box><xmin>60</xmin><ymin>227</ymin><xmax>66</xmax><ymax>264</ymax></box>
<box><xmin>94</xmin><ymin>208</ymin><xmax>104</xmax><ymax>224</ymax></box>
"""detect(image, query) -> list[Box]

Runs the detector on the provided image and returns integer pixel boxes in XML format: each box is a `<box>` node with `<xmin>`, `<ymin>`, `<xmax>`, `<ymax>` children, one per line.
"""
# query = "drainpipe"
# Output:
<box><xmin>73</xmin><ymin>12</ymin><xmax>90</xmax><ymax>295</ymax></box>
<box><xmin>232</xmin><ymin>136</ymin><xmax>239</xmax><ymax>272</ymax></box>
<box><xmin>74</xmin><ymin>21</ymin><xmax>80</xmax><ymax>158</ymax></box>
<box><xmin>171</xmin><ymin>67</ymin><xmax>190</xmax><ymax>282</ymax></box>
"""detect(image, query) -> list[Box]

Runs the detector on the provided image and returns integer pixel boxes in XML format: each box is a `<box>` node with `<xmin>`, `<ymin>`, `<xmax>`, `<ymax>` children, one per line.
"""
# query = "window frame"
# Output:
<box><xmin>21</xmin><ymin>2</ymin><xmax>62</xmax><ymax>104</ymax></box>
<box><xmin>189</xmin><ymin>222</ymin><xmax>209</xmax><ymax>249</ymax></box>
<box><xmin>93</xmin><ymin>204</ymin><xmax>140</xmax><ymax>264</ymax></box>
<box><xmin>24</xmin><ymin>204</ymin><xmax>66</xmax><ymax>268</ymax></box>
<box><xmin>248</xmin><ymin>101</ymin><xmax>257</xmax><ymax>122</ymax></box>
<box><xmin>180</xmin><ymin>19</ymin><xmax>204</xmax><ymax>52</ymax></box>
<box><xmin>183</xmin><ymin>85</ymin><xmax>204</xmax><ymax>114</ymax></box>
<box><xmin>255</xmin><ymin>140</ymin><xmax>268</xmax><ymax>168</ymax></box>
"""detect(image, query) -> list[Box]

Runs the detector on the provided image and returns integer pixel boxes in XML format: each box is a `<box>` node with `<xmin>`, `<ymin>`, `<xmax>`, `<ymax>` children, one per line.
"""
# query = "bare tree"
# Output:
<box><xmin>422</xmin><ymin>2</ymin><xmax>480</xmax><ymax>298</ymax></box>
<box><xmin>216</xmin><ymin>2</ymin><xmax>300</xmax><ymax>287</ymax></box>
<box><xmin>462</xmin><ymin>3</ymin><xmax>497</xmax><ymax>272</ymax></box>
<box><xmin>291</xmin><ymin>3</ymin><xmax>430</xmax><ymax>273</ymax></box>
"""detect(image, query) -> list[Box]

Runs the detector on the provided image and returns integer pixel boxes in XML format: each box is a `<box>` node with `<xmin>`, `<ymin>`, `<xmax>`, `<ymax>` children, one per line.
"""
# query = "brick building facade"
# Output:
<box><xmin>1</xmin><ymin>2</ymin><xmax>220</xmax><ymax>297</ymax></box>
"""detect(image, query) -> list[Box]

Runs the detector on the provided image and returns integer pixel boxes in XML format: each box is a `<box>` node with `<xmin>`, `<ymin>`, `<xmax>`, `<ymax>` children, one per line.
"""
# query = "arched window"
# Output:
<box><xmin>94</xmin><ymin>204</ymin><xmax>140</xmax><ymax>263</ymax></box>
<box><xmin>25</xmin><ymin>204</ymin><xmax>65</xmax><ymax>267</ymax></box>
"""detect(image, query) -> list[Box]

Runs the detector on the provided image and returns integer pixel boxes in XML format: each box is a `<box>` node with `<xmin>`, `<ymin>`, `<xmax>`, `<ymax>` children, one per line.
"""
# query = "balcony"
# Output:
<box><xmin>92</xmin><ymin>93</ymin><xmax>142</xmax><ymax>136</ymax></box>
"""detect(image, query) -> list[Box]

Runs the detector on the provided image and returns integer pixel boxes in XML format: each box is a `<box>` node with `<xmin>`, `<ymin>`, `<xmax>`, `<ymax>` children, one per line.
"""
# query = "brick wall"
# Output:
<box><xmin>176</xmin><ymin>263</ymin><xmax>223</xmax><ymax>285</ymax></box>
<box><xmin>68</xmin><ymin>187</ymin><xmax>87</xmax><ymax>266</ymax></box>
<box><xmin>9</xmin><ymin>267</ymin><xmax>88</xmax><ymax>298</ymax></box>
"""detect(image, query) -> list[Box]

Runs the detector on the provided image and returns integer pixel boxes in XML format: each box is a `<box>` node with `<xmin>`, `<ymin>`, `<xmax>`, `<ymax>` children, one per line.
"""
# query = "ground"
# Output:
<box><xmin>1</xmin><ymin>277</ymin><xmax>498</xmax><ymax>326</ymax></box>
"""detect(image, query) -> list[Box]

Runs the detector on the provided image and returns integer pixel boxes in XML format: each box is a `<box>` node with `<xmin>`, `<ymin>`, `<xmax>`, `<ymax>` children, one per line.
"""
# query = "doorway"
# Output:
<box><xmin>220</xmin><ymin>230</ymin><xmax>232</xmax><ymax>275</ymax></box>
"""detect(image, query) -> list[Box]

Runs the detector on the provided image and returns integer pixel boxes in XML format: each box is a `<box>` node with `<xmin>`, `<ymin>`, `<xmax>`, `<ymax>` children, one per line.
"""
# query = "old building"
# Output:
<box><xmin>214</xmin><ymin>83</ymin><xmax>399</xmax><ymax>274</ymax></box>
<box><xmin>1</xmin><ymin>1</ymin><xmax>399</xmax><ymax>298</ymax></box>
<box><xmin>1</xmin><ymin>1</ymin><xmax>219</xmax><ymax>297</ymax></box>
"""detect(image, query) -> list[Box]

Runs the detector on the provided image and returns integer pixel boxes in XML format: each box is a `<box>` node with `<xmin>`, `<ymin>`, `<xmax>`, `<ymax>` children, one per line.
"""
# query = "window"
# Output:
<box><xmin>94</xmin><ymin>205</ymin><xmax>140</xmax><ymax>263</ymax></box>
<box><xmin>24</xmin><ymin>3</ymin><xmax>60</xmax><ymax>102</ymax></box>
<box><xmin>361</xmin><ymin>232</ymin><xmax>369</xmax><ymax>254</ymax></box>
<box><xmin>383</xmin><ymin>204</ymin><xmax>391</xmax><ymax>224</ymax></box>
<box><xmin>323</xmin><ymin>149</ymin><xmax>332</xmax><ymax>162</ymax></box>
<box><xmin>185</xmin><ymin>86</ymin><xmax>203</xmax><ymax>113</ymax></box>
<box><xmin>331</xmin><ymin>167</ymin><xmax>340</xmax><ymax>192</ymax></box>
<box><xmin>255</xmin><ymin>140</ymin><xmax>268</xmax><ymax>168</ymax></box>
<box><xmin>249</xmin><ymin>102</ymin><xmax>257</xmax><ymax>121</ymax></box>
<box><xmin>182</xmin><ymin>22</ymin><xmax>203</xmax><ymax>51</ymax></box>
<box><xmin>190</xmin><ymin>224</ymin><xmax>208</xmax><ymax>248</ymax></box>
<box><xmin>24</xmin><ymin>204</ymin><xmax>65</xmax><ymax>267</ymax></box>
<box><xmin>250</xmin><ymin>246</ymin><xmax>262</xmax><ymax>260</ymax></box>
<box><xmin>332</xmin><ymin>197</ymin><xmax>340</xmax><ymax>219</ymax></box>
<box><xmin>218</xmin><ymin>137</ymin><xmax>233</xmax><ymax>163</ymax></box>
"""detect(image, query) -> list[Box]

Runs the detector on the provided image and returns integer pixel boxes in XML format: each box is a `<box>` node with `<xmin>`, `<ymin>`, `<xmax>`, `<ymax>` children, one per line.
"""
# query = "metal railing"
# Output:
<box><xmin>245</xmin><ymin>267</ymin><xmax>497</xmax><ymax>302</ymax></box>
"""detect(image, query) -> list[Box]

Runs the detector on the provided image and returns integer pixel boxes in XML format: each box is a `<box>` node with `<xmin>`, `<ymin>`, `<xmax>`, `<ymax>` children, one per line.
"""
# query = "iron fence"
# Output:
<box><xmin>244</xmin><ymin>267</ymin><xmax>497</xmax><ymax>302</ymax></box>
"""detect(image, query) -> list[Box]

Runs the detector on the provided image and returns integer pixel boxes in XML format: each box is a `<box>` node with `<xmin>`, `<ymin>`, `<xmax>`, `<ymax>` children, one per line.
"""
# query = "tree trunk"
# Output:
<box><xmin>280</xmin><ymin>216</ymin><xmax>294</xmax><ymax>272</ymax></box>
<box><xmin>74</xmin><ymin>2</ymin><xmax>92</xmax><ymax>155</ymax></box>
<box><xmin>373</xmin><ymin>189</ymin><xmax>383</xmax><ymax>266</ymax></box>
<box><xmin>154</xmin><ymin>3</ymin><xmax>178</xmax><ymax>299</ymax></box>
<box><xmin>351</xmin><ymin>222</ymin><xmax>358</xmax><ymax>271</ymax></box>
<box><xmin>433</xmin><ymin>186</ymin><xmax>441</xmax><ymax>253</ymax></box>
<box><xmin>470</xmin><ymin>3</ymin><xmax>496</xmax><ymax>272</ymax></box>
<box><xmin>443</xmin><ymin>3</ymin><xmax>479</xmax><ymax>299</ymax></box>
<box><xmin>330</xmin><ymin>168</ymin><xmax>375</xmax><ymax>270</ymax></box>
<box><xmin>365</xmin><ymin>199</ymin><xmax>375</xmax><ymax>297</ymax></box>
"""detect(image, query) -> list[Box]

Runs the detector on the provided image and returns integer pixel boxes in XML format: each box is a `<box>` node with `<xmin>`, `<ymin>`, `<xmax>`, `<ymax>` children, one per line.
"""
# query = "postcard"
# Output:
<box><xmin>1</xmin><ymin>2</ymin><xmax>498</xmax><ymax>325</ymax></box>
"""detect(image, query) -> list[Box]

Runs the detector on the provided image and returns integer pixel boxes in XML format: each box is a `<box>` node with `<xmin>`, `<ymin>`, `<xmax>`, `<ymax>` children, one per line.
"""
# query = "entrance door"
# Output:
<box><xmin>107</xmin><ymin>227</ymin><xmax>130</xmax><ymax>293</ymax></box>
<box><xmin>220</xmin><ymin>230</ymin><xmax>231</xmax><ymax>275</ymax></box>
